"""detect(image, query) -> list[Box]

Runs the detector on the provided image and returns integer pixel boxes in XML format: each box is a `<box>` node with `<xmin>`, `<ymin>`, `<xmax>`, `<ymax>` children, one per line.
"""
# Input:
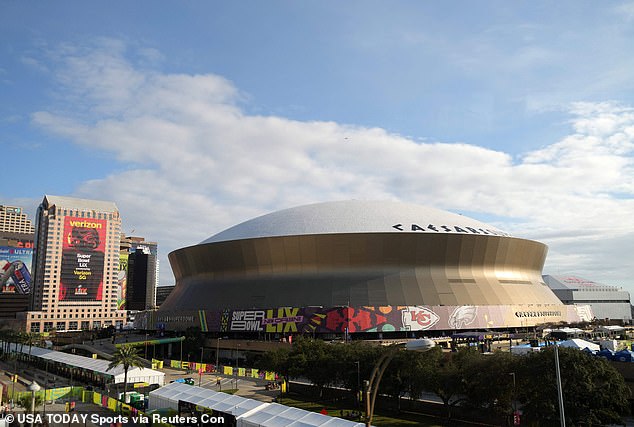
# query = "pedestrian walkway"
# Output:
<box><xmin>161</xmin><ymin>366</ymin><xmax>280</xmax><ymax>403</ymax></box>
<box><xmin>0</xmin><ymin>358</ymin><xmax>73</xmax><ymax>394</ymax></box>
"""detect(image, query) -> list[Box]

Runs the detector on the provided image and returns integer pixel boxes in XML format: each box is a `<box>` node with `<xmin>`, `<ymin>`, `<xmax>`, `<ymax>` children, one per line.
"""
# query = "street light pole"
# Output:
<box><xmin>365</xmin><ymin>339</ymin><xmax>435</xmax><ymax>427</ymax></box>
<box><xmin>509</xmin><ymin>372</ymin><xmax>517</xmax><ymax>425</ymax></box>
<box><xmin>44</xmin><ymin>360</ymin><xmax>49</xmax><ymax>414</ymax></box>
<box><xmin>355</xmin><ymin>361</ymin><xmax>361</xmax><ymax>410</ymax></box>
<box><xmin>235</xmin><ymin>343</ymin><xmax>239</xmax><ymax>390</ymax></box>
<box><xmin>554</xmin><ymin>345</ymin><xmax>566</xmax><ymax>427</ymax></box>
<box><xmin>28</xmin><ymin>381</ymin><xmax>41</xmax><ymax>427</ymax></box>
<box><xmin>216</xmin><ymin>338</ymin><xmax>220</xmax><ymax>372</ymax></box>
<box><xmin>10</xmin><ymin>354</ymin><xmax>16</xmax><ymax>409</ymax></box>
<box><xmin>199</xmin><ymin>346</ymin><xmax>204</xmax><ymax>387</ymax></box>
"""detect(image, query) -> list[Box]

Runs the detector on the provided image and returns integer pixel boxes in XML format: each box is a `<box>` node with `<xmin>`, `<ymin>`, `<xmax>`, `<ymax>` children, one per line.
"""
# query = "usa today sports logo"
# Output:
<box><xmin>11</xmin><ymin>412</ymin><xmax>226</xmax><ymax>425</ymax></box>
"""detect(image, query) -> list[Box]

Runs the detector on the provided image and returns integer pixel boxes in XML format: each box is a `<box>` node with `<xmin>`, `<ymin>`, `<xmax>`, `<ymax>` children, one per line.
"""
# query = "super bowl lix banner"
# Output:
<box><xmin>59</xmin><ymin>217</ymin><xmax>106</xmax><ymax>301</ymax></box>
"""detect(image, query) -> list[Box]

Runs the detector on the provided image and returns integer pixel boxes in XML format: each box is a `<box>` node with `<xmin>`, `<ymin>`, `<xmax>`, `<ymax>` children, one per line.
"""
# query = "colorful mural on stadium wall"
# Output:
<box><xmin>145</xmin><ymin>304</ymin><xmax>595</xmax><ymax>333</ymax></box>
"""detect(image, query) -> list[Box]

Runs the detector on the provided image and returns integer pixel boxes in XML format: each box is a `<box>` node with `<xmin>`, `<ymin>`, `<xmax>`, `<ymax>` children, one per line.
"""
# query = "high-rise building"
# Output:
<box><xmin>155</xmin><ymin>285</ymin><xmax>174</xmax><ymax>307</ymax></box>
<box><xmin>26</xmin><ymin>195</ymin><xmax>126</xmax><ymax>332</ymax></box>
<box><xmin>120</xmin><ymin>235</ymin><xmax>158</xmax><ymax>311</ymax></box>
<box><xmin>0</xmin><ymin>205</ymin><xmax>35</xmax><ymax>234</ymax></box>
<box><xmin>0</xmin><ymin>205</ymin><xmax>35</xmax><ymax>322</ymax></box>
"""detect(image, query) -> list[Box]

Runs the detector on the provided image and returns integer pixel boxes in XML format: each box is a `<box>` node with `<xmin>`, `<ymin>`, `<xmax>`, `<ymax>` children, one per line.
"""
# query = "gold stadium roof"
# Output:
<box><xmin>202</xmin><ymin>200</ymin><xmax>510</xmax><ymax>244</ymax></box>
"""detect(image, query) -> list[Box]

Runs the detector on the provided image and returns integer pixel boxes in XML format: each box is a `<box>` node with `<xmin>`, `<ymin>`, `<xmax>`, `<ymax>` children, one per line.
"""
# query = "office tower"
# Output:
<box><xmin>26</xmin><ymin>195</ymin><xmax>126</xmax><ymax>332</ymax></box>
<box><xmin>120</xmin><ymin>235</ymin><xmax>158</xmax><ymax>311</ymax></box>
<box><xmin>0</xmin><ymin>205</ymin><xmax>35</xmax><ymax>234</ymax></box>
<box><xmin>155</xmin><ymin>285</ymin><xmax>174</xmax><ymax>307</ymax></box>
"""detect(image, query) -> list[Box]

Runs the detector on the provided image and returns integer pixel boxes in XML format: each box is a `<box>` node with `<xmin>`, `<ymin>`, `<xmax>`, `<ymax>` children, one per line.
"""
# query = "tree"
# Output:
<box><xmin>19</xmin><ymin>392</ymin><xmax>42</xmax><ymax>411</ymax></box>
<box><xmin>517</xmin><ymin>346</ymin><xmax>630</xmax><ymax>425</ymax></box>
<box><xmin>106</xmin><ymin>344</ymin><xmax>145</xmax><ymax>406</ymax></box>
<box><xmin>337</xmin><ymin>341</ymin><xmax>380</xmax><ymax>405</ymax></box>
<box><xmin>460</xmin><ymin>350</ymin><xmax>516</xmax><ymax>418</ymax></box>
<box><xmin>24</xmin><ymin>332</ymin><xmax>41</xmax><ymax>358</ymax></box>
<box><xmin>291</xmin><ymin>337</ymin><xmax>340</xmax><ymax>397</ymax></box>
<box><xmin>396</xmin><ymin>346</ymin><xmax>443</xmax><ymax>405</ymax></box>
<box><xmin>379</xmin><ymin>348</ymin><xmax>410</xmax><ymax>412</ymax></box>
<box><xmin>256</xmin><ymin>346</ymin><xmax>295</xmax><ymax>390</ymax></box>
<box><xmin>0</xmin><ymin>328</ymin><xmax>16</xmax><ymax>355</ymax></box>
<box><xmin>256</xmin><ymin>346</ymin><xmax>291</xmax><ymax>376</ymax></box>
<box><xmin>16</xmin><ymin>331</ymin><xmax>28</xmax><ymax>354</ymax></box>
<box><xmin>182</xmin><ymin>327</ymin><xmax>204</xmax><ymax>362</ymax></box>
<box><xmin>17</xmin><ymin>393</ymin><xmax>43</xmax><ymax>412</ymax></box>
<box><xmin>424</xmin><ymin>347</ymin><xmax>475</xmax><ymax>422</ymax></box>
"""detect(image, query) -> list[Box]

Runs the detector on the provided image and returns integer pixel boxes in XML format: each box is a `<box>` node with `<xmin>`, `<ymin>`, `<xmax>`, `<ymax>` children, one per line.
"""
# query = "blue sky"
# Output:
<box><xmin>2</xmin><ymin>1</ymin><xmax>634</xmax><ymax>291</ymax></box>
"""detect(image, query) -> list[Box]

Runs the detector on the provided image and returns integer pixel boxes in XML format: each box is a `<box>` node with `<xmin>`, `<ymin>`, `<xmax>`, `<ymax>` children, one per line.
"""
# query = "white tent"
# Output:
<box><xmin>5</xmin><ymin>342</ymin><xmax>165</xmax><ymax>385</ymax></box>
<box><xmin>510</xmin><ymin>344</ymin><xmax>541</xmax><ymax>355</ymax></box>
<box><xmin>149</xmin><ymin>382</ymin><xmax>267</xmax><ymax>418</ymax></box>
<box><xmin>237</xmin><ymin>403</ymin><xmax>365</xmax><ymax>427</ymax></box>
<box><xmin>558</xmin><ymin>339</ymin><xmax>600</xmax><ymax>352</ymax></box>
<box><xmin>113</xmin><ymin>366</ymin><xmax>165</xmax><ymax>385</ymax></box>
<box><xmin>149</xmin><ymin>382</ymin><xmax>365</xmax><ymax>427</ymax></box>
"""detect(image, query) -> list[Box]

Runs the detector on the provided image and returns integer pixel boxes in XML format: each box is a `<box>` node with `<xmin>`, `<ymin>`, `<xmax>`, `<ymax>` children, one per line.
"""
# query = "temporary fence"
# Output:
<box><xmin>166</xmin><ymin>359</ymin><xmax>279</xmax><ymax>381</ymax></box>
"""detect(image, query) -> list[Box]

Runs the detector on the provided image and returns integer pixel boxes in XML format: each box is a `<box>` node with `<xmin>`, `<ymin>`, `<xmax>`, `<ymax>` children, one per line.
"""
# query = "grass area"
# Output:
<box><xmin>279</xmin><ymin>395</ymin><xmax>448</xmax><ymax>427</ymax></box>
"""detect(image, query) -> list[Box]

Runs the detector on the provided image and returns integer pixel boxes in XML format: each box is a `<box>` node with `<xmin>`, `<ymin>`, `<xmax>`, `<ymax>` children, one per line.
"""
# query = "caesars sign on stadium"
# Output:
<box><xmin>141</xmin><ymin>201</ymin><xmax>593</xmax><ymax>333</ymax></box>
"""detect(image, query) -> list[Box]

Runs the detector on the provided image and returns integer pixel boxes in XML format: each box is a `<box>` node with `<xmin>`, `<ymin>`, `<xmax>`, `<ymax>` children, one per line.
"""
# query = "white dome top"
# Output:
<box><xmin>203</xmin><ymin>200</ymin><xmax>510</xmax><ymax>244</ymax></box>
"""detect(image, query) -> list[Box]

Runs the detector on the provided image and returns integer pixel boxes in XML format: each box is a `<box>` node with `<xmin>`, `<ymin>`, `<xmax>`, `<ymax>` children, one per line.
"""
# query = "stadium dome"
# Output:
<box><xmin>162</xmin><ymin>200</ymin><xmax>566</xmax><ymax>314</ymax></box>
<box><xmin>202</xmin><ymin>200</ymin><xmax>511</xmax><ymax>243</ymax></box>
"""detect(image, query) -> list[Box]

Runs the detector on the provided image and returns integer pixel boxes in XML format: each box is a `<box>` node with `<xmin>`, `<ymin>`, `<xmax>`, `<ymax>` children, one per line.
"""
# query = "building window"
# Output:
<box><xmin>56</xmin><ymin>321</ymin><xmax>66</xmax><ymax>331</ymax></box>
<box><xmin>81</xmin><ymin>321</ymin><xmax>90</xmax><ymax>330</ymax></box>
<box><xmin>68</xmin><ymin>321</ymin><xmax>78</xmax><ymax>330</ymax></box>
<box><xmin>43</xmin><ymin>322</ymin><xmax>54</xmax><ymax>332</ymax></box>
<box><xmin>30</xmin><ymin>323</ymin><xmax>41</xmax><ymax>333</ymax></box>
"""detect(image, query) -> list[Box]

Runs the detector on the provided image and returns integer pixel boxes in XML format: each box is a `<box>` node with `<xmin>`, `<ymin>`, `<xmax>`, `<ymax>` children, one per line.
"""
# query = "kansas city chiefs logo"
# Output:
<box><xmin>402</xmin><ymin>306</ymin><xmax>440</xmax><ymax>330</ymax></box>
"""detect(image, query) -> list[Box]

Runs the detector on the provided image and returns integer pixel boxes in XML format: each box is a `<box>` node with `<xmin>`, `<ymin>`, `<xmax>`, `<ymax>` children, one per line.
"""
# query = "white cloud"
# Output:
<box><xmin>612</xmin><ymin>1</ymin><xmax>634</xmax><ymax>22</ymax></box>
<box><xmin>31</xmin><ymin>40</ymin><xmax>634</xmax><ymax>292</ymax></box>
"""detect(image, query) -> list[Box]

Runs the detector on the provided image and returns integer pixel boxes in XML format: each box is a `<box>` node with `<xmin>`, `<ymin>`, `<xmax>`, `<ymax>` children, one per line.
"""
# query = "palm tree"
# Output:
<box><xmin>17</xmin><ymin>331</ymin><xmax>27</xmax><ymax>353</ymax></box>
<box><xmin>106</xmin><ymin>344</ymin><xmax>145</xmax><ymax>407</ymax></box>
<box><xmin>0</xmin><ymin>328</ymin><xmax>10</xmax><ymax>355</ymax></box>
<box><xmin>25</xmin><ymin>332</ymin><xmax>40</xmax><ymax>358</ymax></box>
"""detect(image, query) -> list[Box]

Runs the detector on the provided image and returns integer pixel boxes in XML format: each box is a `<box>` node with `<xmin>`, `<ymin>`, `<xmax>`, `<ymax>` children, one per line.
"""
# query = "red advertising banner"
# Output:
<box><xmin>59</xmin><ymin>217</ymin><xmax>107</xmax><ymax>301</ymax></box>
<box><xmin>0</xmin><ymin>247</ymin><xmax>34</xmax><ymax>294</ymax></box>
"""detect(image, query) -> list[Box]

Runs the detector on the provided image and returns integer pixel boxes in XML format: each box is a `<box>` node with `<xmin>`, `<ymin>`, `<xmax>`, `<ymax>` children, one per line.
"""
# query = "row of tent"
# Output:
<box><xmin>564</xmin><ymin>338</ymin><xmax>634</xmax><ymax>362</ymax></box>
<box><xmin>511</xmin><ymin>338</ymin><xmax>600</xmax><ymax>355</ymax></box>
<box><xmin>511</xmin><ymin>338</ymin><xmax>634</xmax><ymax>362</ymax></box>
<box><xmin>547</xmin><ymin>338</ymin><xmax>634</xmax><ymax>362</ymax></box>
<box><xmin>3</xmin><ymin>342</ymin><xmax>165</xmax><ymax>385</ymax></box>
<box><xmin>586</xmin><ymin>348</ymin><xmax>634</xmax><ymax>362</ymax></box>
<box><xmin>149</xmin><ymin>381</ymin><xmax>365</xmax><ymax>427</ymax></box>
